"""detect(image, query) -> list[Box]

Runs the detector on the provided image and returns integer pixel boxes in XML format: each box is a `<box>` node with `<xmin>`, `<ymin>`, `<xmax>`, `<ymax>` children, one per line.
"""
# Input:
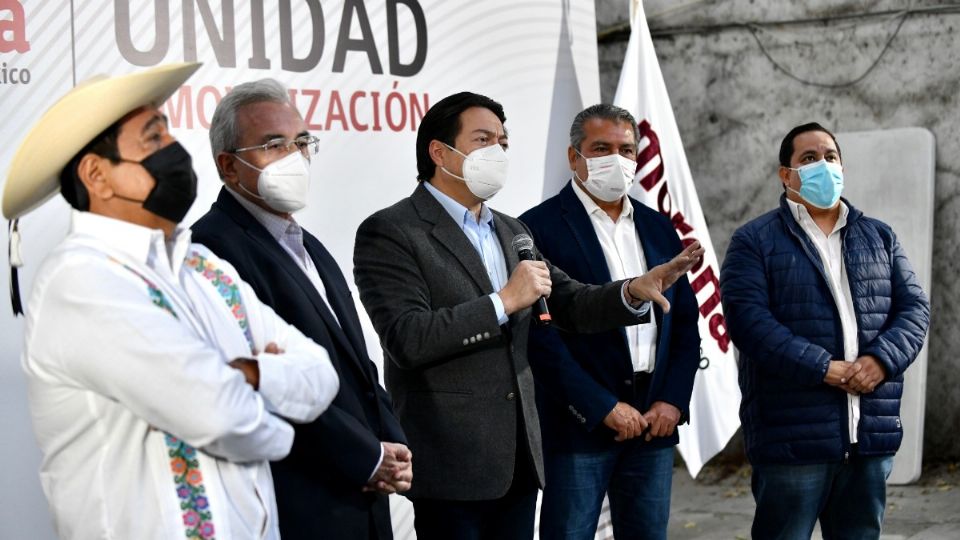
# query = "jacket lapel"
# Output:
<box><xmin>214</xmin><ymin>189</ymin><xmax>365</xmax><ymax>371</ymax></box>
<box><xmin>559</xmin><ymin>182</ymin><xmax>613</xmax><ymax>284</ymax></box>
<box><xmin>303</xmin><ymin>233</ymin><xmax>372</xmax><ymax>376</ymax></box>
<box><xmin>413</xmin><ymin>183</ymin><xmax>495</xmax><ymax>293</ymax></box>
<box><xmin>492</xmin><ymin>211</ymin><xmax>519</xmax><ymax>274</ymax></box>
<box><xmin>630</xmin><ymin>199</ymin><xmax>674</xmax><ymax>368</ymax></box>
<box><xmin>559</xmin><ymin>183</ymin><xmax>633</xmax><ymax>350</ymax></box>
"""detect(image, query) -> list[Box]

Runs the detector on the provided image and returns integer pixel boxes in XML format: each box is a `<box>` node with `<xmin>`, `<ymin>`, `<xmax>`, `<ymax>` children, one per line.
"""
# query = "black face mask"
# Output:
<box><xmin>115</xmin><ymin>141</ymin><xmax>198</xmax><ymax>223</ymax></box>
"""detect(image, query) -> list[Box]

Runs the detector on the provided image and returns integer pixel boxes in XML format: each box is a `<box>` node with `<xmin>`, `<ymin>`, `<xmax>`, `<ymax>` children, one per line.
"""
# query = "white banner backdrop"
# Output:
<box><xmin>614</xmin><ymin>1</ymin><xmax>742</xmax><ymax>479</ymax></box>
<box><xmin>0</xmin><ymin>1</ymin><xmax>600</xmax><ymax>538</ymax></box>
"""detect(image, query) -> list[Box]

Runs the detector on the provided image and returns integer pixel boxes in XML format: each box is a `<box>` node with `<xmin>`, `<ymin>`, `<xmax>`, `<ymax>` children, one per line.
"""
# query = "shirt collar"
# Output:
<box><xmin>226</xmin><ymin>186</ymin><xmax>303</xmax><ymax>243</ymax></box>
<box><xmin>571</xmin><ymin>179</ymin><xmax>633</xmax><ymax>221</ymax></box>
<box><xmin>70</xmin><ymin>210</ymin><xmax>193</xmax><ymax>271</ymax></box>
<box><xmin>423</xmin><ymin>180</ymin><xmax>494</xmax><ymax>229</ymax></box>
<box><xmin>786</xmin><ymin>197</ymin><xmax>849</xmax><ymax>234</ymax></box>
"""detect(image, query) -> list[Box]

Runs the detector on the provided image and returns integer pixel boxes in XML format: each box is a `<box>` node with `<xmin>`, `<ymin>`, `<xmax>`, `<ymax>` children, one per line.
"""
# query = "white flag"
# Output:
<box><xmin>613</xmin><ymin>1</ymin><xmax>741</xmax><ymax>478</ymax></box>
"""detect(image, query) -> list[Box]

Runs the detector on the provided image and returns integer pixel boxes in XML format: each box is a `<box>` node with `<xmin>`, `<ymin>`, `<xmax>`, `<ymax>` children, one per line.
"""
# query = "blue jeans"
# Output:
<box><xmin>751</xmin><ymin>454</ymin><xmax>894</xmax><ymax>540</ymax></box>
<box><xmin>539</xmin><ymin>445</ymin><xmax>674</xmax><ymax>540</ymax></box>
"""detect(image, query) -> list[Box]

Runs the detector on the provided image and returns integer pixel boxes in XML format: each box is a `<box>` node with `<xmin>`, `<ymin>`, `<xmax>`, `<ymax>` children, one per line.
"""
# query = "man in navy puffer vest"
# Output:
<box><xmin>720</xmin><ymin>122</ymin><xmax>930</xmax><ymax>540</ymax></box>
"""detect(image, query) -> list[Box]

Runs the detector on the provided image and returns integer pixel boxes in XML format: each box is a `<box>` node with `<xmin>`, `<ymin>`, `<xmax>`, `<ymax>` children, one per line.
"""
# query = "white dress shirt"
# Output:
<box><xmin>22</xmin><ymin>211</ymin><xmax>339</xmax><ymax>540</ymax></box>
<box><xmin>572</xmin><ymin>181</ymin><xmax>658</xmax><ymax>373</ymax></box>
<box><xmin>226</xmin><ymin>187</ymin><xmax>387</xmax><ymax>479</ymax></box>
<box><xmin>228</xmin><ymin>188</ymin><xmax>341</xmax><ymax>327</ymax></box>
<box><xmin>786</xmin><ymin>198</ymin><xmax>860</xmax><ymax>443</ymax></box>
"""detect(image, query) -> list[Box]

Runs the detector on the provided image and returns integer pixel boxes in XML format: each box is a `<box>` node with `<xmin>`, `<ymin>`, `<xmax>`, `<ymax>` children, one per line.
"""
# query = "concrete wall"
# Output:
<box><xmin>594</xmin><ymin>0</ymin><xmax>960</xmax><ymax>461</ymax></box>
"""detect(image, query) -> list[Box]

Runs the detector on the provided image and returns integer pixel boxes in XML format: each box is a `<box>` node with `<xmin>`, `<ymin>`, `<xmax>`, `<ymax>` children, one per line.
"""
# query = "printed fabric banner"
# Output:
<box><xmin>614</xmin><ymin>0</ymin><xmax>742</xmax><ymax>478</ymax></box>
<box><xmin>0</xmin><ymin>2</ymin><xmax>601</xmax><ymax>539</ymax></box>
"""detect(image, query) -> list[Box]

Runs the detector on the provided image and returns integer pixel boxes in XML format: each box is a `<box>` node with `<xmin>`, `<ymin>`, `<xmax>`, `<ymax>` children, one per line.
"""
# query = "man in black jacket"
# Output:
<box><xmin>193</xmin><ymin>79</ymin><xmax>410</xmax><ymax>540</ymax></box>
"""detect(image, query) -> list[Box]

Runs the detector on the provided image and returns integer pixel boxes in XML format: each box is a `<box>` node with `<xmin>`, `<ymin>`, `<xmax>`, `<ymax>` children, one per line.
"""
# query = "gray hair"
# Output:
<box><xmin>209</xmin><ymin>78</ymin><xmax>291</xmax><ymax>177</ymax></box>
<box><xmin>569</xmin><ymin>104</ymin><xmax>640</xmax><ymax>152</ymax></box>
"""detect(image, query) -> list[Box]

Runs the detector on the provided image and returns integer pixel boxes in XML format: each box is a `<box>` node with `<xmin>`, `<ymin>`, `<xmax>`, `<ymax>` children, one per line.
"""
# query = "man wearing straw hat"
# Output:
<box><xmin>2</xmin><ymin>63</ymin><xmax>339</xmax><ymax>540</ymax></box>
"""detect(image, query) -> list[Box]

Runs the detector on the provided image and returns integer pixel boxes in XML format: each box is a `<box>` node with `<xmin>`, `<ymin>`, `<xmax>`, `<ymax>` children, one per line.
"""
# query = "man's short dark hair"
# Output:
<box><xmin>415</xmin><ymin>91</ymin><xmax>506</xmax><ymax>182</ymax></box>
<box><xmin>778</xmin><ymin>122</ymin><xmax>842</xmax><ymax>167</ymax></box>
<box><xmin>570</xmin><ymin>104</ymin><xmax>640</xmax><ymax>152</ymax></box>
<box><xmin>59</xmin><ymin>120</ymin><xmax>123</xmax><ymax>211</ymax></box>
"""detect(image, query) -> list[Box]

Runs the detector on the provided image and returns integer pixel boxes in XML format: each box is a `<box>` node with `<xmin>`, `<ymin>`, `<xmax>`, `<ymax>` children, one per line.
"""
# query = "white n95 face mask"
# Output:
<box><xmin>235</xmin><ymin>151</ymin><xmax>312</xmax><ymax>213</ymax></box>
<box><xmin>441</xmin><ymin>143</ymin><xmax>509</xmax><ymax>200</ymax></box>
<box><xmin>575</xmin><ymin>151</ymin><xmax>637</xmax><ymax>202</ymax></box>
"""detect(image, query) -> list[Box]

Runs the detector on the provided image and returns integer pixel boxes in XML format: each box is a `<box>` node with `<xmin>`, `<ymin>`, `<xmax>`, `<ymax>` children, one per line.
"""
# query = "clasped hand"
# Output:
<box><xmin>824</xmin><ymin>355</ymin><xmax>886</xmax><ymax>394</ymax></box>
<box><xmin>603</xmin><ymin>401</ymin><xmax>681</xmax><ymax>442</ymax></box>
<box><xmin>363</xmin><ymin>442</ymin><xmax>413</xmax><ymax>495</ymax></box>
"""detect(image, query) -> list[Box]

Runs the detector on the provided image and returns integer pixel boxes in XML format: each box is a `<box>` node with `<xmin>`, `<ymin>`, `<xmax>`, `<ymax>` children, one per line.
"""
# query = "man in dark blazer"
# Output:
<box><xmin>352</xmin><ymin>92</ymin><xmax>704</xmax><ymax>540</ymax></box>
<box><xmin>192</xmin><ymin>79</ymin><xmax>410</xmax><ymax>540</ymax></box>
<box><xmin>519</xmin><ymin>104</ymin><xmax>700</xmax><ymax>540</ymax></box>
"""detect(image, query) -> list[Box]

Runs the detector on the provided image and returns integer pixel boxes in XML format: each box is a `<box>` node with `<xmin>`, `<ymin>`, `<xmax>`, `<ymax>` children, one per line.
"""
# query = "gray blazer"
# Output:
<box><xmin>353</xmin><ymin>183</ymin><xmax>647</xmax><ymax>500</ymax></box>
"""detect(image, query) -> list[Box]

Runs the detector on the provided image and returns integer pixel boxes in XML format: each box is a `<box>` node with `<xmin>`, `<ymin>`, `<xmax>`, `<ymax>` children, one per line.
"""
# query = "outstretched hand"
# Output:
<box><xmin>627</xmin><ymin>241</ymin><xmax>704</xmax><ymax>313</ymax></box>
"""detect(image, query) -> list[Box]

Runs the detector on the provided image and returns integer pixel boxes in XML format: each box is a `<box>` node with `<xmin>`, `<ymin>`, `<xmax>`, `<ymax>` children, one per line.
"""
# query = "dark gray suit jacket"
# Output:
<box><xmin>353</xmin><ymin>183</ymin><xmax>647</xmax><ymax>501</ymax></box>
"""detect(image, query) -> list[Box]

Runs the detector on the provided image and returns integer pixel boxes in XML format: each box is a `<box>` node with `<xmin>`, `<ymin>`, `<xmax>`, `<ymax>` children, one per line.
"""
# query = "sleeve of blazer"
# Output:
<box><xmin>528</xmin><ymin>219</ymin><xmax>648</xmax><ymax>333</ymax></box>
<box><xmin>353</xmin><ymin>212</ymin><xmax>505</xmax><ymax>370</ymax></box>
<box><xmin>372</xmin><ymin>364</ymin><xmax>408</xmax><ymax>444</ymax></box>
<box><xmin>293</xmin><ymin>401</ymin><xmax>385</xmax><ymax>486</ymax></box>
<box><xmin>859</xmin><ymin>228</ymin><xmax>930</xmax><ymax>379</ymax></box>
<box><xmin>720</xmin><ymin>227</ymin><xmax>832</xmax><ymax>387</ymax></box>
<box><xmin>528</xmin><ymin>324</ymin><xmax>618</xmax><ymax>431</ymax></box>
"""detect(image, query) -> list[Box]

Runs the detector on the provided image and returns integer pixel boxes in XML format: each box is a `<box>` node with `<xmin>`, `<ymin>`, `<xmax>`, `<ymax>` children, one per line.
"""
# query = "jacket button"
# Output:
<box><xmin>624</xmin><ymin>379</ymin><xmax>632</xmax><ymax>386</ymax></box>
<box><xmin>506</xmin><ymin>392</ymin><xmax>516</xmax><ymax>401</ymax></box>
<box><xmin>483</xmin><ymin>331</ymin><xmax>491</xmax><ymax>339</ymax></box>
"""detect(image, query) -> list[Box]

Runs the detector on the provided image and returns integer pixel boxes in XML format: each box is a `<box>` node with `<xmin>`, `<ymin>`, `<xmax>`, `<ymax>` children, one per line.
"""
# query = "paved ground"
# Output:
<box><xmin>666</xmin><ymin>462</ymin><xmax>960</xmax><ymax>539</ymax></box>
<box><xmin>390</xmin><ymin>462</ymin><xmax>959</xmax><ymax>539</ymax></box>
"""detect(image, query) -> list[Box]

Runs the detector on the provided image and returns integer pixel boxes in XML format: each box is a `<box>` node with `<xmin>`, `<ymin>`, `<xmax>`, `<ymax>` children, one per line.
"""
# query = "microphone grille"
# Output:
<box><xmin>511</xmin><ymin>233</ymin><xmax>534</xmax><ymax>253</ymax></box>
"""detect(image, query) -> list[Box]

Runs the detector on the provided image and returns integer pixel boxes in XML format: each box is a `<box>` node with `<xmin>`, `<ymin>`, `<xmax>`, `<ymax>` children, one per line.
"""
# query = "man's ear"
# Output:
<box><xmin>778</xmin><ymin>166</ymin><xmax>792</xmax><ymax>189</ymax></box>
<box><xmin>428</xmin><ymin>139</ymin><xmax>448</xmax><ymax>169</ymax></box>
<box><xmin>76</xmin><ymin>154</ymin><xmax>113</xmax><ymax>201</ymax></box>
<box><xmin>216</xmin><ymin>152</ymin><xmax>237</xmax><ymax>184</ymax></box>
<box><xmin>568</xmin><ymin>146</ymin><xmax>578</xmax><ymax>171</ymax></box>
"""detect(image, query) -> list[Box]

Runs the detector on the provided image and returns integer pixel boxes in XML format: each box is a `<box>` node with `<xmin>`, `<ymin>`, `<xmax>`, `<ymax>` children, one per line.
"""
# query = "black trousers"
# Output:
<box><xmin>412</xmin><ymin>411</ymin><xmax>539</xmax><ymax>540</ymax></box>
<box><xmin>411</xmin><ymin>469</ymin><xmax>538</xmax><ymax>540</ymax></box>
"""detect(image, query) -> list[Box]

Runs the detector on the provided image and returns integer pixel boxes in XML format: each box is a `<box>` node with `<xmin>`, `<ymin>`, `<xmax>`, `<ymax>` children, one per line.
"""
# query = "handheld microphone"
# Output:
<box><xmin>511</xmin><ymin>233</ymin><xmax>552</xmax><ymax>326</ymax></box>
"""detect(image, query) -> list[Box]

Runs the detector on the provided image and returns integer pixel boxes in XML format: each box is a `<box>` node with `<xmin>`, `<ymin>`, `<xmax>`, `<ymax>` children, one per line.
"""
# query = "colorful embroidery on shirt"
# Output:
<box><xmin>185</xmin><ymin>251</ymin><xmax>255</xmax><ymax>349</ymax></box>
<box><xmin>107</xmin><ymin>257</ymin><xmax>216</xmax><ymax>539</ymax></box>
<box><xmin>166</xmin><ymin>434</ymin><xmax>216</xmax><ymax>539</ymax></box>
<box><xmin>108</xmin><ymin>257</ymin><xmax>177</xmax><ymax>318</ymax></box>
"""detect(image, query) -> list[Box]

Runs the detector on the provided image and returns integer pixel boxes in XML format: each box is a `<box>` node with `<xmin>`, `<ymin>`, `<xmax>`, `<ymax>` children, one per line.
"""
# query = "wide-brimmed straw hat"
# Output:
<box><xmin>2</xmin><ymin>62</ymin><xmax>201</xmax><ymax>219</ymax></box>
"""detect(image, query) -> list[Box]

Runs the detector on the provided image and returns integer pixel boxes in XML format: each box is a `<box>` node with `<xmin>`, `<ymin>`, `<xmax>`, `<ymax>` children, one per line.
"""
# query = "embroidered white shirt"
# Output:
<box><xmin>572</xmin><ymin>182</ymin><xmax>657</xmax><ymax>373</ymax></box>
<box><xmin>22</xmin><ymin>211</ymin><xmax>339</xmax><ymax>540</ymax></box>
<box><xmin>786</xmin><ymin>198</ymin><xmax>860</xmax><ymax>443</ymax></box>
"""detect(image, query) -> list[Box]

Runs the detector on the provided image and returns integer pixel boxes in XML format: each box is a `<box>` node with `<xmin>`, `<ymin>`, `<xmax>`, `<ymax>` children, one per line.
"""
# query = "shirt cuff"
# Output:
<box><xmin>367</xmin><ymin>442</ymin><xmax>385</xmax><ymax>482</ymax></box>
<box><xmin>489</xmin><ymin>293</ymin><xmax>508</xmax><ymax>325</ymax></box>
<box><xmin>255</xmin><ymin>354</ymin><xmax>286</xmax><ymax>414</ymax></box>
<box><xmin>620</xmin><ymin>281</ymin><xmax>652</xmax><ymax>318</ymax></box>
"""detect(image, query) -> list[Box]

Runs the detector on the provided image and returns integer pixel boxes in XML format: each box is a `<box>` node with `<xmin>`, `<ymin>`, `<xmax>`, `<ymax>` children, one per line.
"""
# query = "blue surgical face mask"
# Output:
<box><xmin>787</xmin><ymin>159</ymin><xmax>844</xmax><ymax>209</ymax></box>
